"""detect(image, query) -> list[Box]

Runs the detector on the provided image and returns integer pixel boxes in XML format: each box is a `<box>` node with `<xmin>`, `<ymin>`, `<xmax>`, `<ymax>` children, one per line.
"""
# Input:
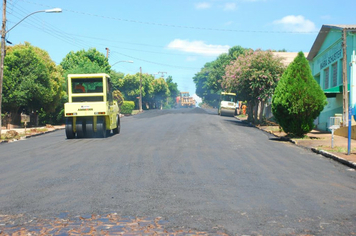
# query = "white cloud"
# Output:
<box><xmin>224</xmin><ymin>21</ymin><xmax>234</xmax><ymax>26</ymax></box>
<box><xmin>195</xmin><ymin>2</ymin><xmax>211</xmax><ymax>9</ymax></box>
<box><xmin>223</xmin><ymin>2</ymin><xmax>237</xmax><ymax>11</ymax></box>
<box><xmin>273</xmin><ymin>15</ymin><xmax>317</xmax><ymax>32</ymax></box>
<box><xmin>167</xmin><ymin>39</ymin><xmax>230</xmax><ymax>56</ymax></box>
<box><xmin>186</xmin><ymin>56</ymin><xmax>198</xmax><ymax>62</ymax></box>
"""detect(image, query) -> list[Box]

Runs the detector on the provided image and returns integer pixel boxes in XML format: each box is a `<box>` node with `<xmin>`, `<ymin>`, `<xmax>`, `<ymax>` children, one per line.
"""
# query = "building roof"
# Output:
<box><xmin>307</xmin><ymin>24</ymin><xmax>356</xmax><ymax>61</ymax></box>
<box><xmin>272</xmin><ymin>52</ymin><xmax>308</xmax><ymax>66</ymax></box>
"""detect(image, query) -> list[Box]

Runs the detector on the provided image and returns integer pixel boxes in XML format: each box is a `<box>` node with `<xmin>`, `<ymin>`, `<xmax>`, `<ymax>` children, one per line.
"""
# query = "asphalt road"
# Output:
<box><xmin>0</xmin><ymin>108</ymin><xmax>355</xmax><ymax>235</ymax></box>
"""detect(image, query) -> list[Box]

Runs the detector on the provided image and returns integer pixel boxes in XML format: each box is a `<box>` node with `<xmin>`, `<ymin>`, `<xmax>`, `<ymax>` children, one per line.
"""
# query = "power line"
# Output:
<box><xmin>6</xmin><ymin>4</ymin><xmax>217</xmax><ymax>58</ymax></box>
<box><xmin>17</xmin><ymin>0</ymin><xmax>330</xmax><ymax>35</ymax></box>
<box><xmin>5</xmin><ymin>0</ymin><xmax>323</xmax><ymax>75</ymax></box>
<box><xmin>5</xmin><ymin>4</ymin><xmax>203</xmax><ymax>71</ymax></box>
<box><xmin>111</xmin><ymin>51</ymin><xmax>200</xmax><ymax>70</ymax></box>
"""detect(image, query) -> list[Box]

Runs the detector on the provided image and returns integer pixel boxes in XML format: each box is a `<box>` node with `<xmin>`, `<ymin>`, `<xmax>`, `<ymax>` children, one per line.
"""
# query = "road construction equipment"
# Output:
<box><xmin>64</xmin><ymin>73</ymin><xmax>120</xmax><ymax>139</ymax></box>
<box><xmin>177</xmin><ymin>92</ymin><xmax>196</xmax><ymax>108</ymax></box>
<box><xmin>218</xmin><ymin>92</ymin><xmax>238</xmax><ymax>117</ymax></box>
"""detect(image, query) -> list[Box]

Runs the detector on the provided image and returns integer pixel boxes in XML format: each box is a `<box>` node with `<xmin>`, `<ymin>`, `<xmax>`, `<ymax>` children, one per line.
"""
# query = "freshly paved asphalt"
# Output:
<box><xmin>0</xmin><ymin>108</ymin><xmax>355</xmax><ymax>235</ymax></box>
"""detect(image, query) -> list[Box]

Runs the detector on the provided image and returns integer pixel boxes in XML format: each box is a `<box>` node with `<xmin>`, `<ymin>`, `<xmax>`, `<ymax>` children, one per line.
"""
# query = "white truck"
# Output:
<box><xmin>218</xmin><ymin>92</ymin><xmax>238</xmax><ymax>117</ymax></box>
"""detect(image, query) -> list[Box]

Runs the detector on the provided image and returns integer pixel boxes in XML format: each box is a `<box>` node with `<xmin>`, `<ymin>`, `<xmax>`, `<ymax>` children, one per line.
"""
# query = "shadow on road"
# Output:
<box><xmin>223</xmin><ymin>119</ymin><xmax>253</xmax><ymax>127</ymax></box>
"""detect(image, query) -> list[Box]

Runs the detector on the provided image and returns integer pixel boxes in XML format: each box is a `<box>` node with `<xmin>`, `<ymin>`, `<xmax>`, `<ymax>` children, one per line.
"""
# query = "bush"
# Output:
<box><xmin>5</xmin><ymin>130</ymin><xmax>19</xmax><ymax>139</ymax></box>
<box><xmin>38</xmin><ymin>107</ymin><xmax>65</xmax><ymax>126</ymax></box>
<box><xmin>121</xmin><ymin>101</ymin><xmax>135</xmax><ymax>114</ymax></box>
<box><xmin>272</xmin><ymin>52</ymin><xmax>327</xmax><ymax>137</ymax></box>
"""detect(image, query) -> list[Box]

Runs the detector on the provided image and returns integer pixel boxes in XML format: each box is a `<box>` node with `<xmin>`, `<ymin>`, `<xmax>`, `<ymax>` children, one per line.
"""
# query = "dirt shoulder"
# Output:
<box><xmin>0</xmin><ymin>125</ymin><xmax>65</xmax><ymax>143</ymax></box>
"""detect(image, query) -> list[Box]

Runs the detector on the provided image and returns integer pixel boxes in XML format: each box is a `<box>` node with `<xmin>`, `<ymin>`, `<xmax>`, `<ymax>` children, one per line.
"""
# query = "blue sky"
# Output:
<box><xmin>3</xmin><ymin>0</ymin><xmax>355</xmax><ymax>103</ymax></box>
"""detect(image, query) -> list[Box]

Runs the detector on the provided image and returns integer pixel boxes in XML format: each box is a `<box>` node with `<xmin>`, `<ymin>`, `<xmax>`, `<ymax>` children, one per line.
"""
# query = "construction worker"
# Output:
<box><xmin>242</xmin><ymin>104</ymin><xmax>247</xmax><ymax>115</ymax></box>
<box><xmin>75</xmin><ymin>83</ymin><xmax>85</xmax><ymax>92</ymax></box>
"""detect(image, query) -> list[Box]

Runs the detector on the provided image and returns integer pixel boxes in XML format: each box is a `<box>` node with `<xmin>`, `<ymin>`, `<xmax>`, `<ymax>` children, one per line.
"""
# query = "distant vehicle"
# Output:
<box><xmin>176</xmin><ymin>92</ymin><xmax>196</xmax><ymax>108</ymax></box>
<box><xmin>64</xmin><ymin>73</ymin><xmax>120</xmax><ymax>139</ymax></box>
<box><xmin>218</xmin><ymin>92</ymin><xmax>238</xmax><ymax>117</ymax></box>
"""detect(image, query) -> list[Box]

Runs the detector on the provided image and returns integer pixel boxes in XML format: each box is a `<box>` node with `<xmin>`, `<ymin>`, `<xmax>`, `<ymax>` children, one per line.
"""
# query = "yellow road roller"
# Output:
<box><xmin>64</xmin><ymin>73</ymin><xmax>120</xmax><ymax>139</ymax></box>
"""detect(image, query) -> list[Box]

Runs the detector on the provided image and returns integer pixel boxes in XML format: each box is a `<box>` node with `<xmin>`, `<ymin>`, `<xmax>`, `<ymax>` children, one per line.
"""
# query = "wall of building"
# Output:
<box><xmin>310</xmin><ymin>29</ymin><xmax>356</xmax><ymax>131</ymax></box>
<box><xmin>315</xmin><ymin>94</ymin><xmax>343</xmax><ymax>130</ymax></box>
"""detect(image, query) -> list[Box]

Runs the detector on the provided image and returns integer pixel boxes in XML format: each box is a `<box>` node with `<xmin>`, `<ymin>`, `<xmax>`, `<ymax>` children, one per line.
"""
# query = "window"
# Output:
<box><xmin>332</xmin><ymin>63</ymin><xmax>337</xmax><ymax>87</ymax></box>
<box><xmin>72</xmin><ymin>78</ymin><xmax>103</xmax><ymax>93</ymax></box>
<box><xmin>324</xmin><ymin>68</ymin><xmax>329</xmax><ymax>89</ymax></box>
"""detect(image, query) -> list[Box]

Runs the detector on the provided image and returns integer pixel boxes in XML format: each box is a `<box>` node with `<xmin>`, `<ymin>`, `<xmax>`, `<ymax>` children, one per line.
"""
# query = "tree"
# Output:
<box><xmin>165</xmin><ymin>76</ymin><xmax>179</xmax><ymax>108</ymax></box>
<box><xmin>152</xmin><ymin>78</ymin><xmax>170</xmax><ymax>109</ymax></box>
<box><xmin>3</xmin><ymin>42</ymin><xmax>64</xmax><ymax>124</ymax></box>
<box><xmin>60</xmin><ymin>48</ymin><xmax>110</xmax><ymax>76</ymax></box>
<box><xmin>109</xmin><ymin>70</ymin><xmax>125</xmax><ymax>90</ymax></box>
<box><xmin>193</xmin><ymin>46</ymin><xmax>247</xmax><ymax>107</ymax></box>
<box><xmin>193</xmin><ymin>62</ymin><xmax>219</xmax><ymax>107</ymax></box>
<box><xmin>120</xmin><ymin>73</ymin><xmax>154</xmax><ymax>109</ymax></box>
<box><xmin>272</xmin><ymin>52</ymin><xmax>327</xmax><ymax>137</ymax></box>
<box><xmin>223</xmin><ymin>49</ymin><xmax>285</xmax><ymax>122</ymax></box>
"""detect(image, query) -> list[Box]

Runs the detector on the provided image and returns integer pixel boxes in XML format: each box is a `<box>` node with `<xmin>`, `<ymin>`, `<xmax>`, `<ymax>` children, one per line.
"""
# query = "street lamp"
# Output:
<box><xmin>6</xmin><ymin>8</ymin><xmax>62</xmax><ymax>34</ymax></box>
<box><xmin>0</xmin><ymin>6</ymin><xmax>62</xmax><ymax>138</ymax></box>
<box><xmin>111</xmin><ymin>60</ymin><xmax>134</xmax><ymax>67</ymax></box>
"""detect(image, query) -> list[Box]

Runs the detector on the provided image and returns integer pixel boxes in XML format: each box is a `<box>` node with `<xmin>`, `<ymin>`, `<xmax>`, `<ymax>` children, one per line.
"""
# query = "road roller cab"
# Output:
<box><xmin>218</xmin><ymin>92</ymin><xmax>238</xmax><ymax>117</ymax></box>
<box><xmin>64</xmin><ymin>73</ymin><xmax>120</xmax><ymax>139</ymax></box>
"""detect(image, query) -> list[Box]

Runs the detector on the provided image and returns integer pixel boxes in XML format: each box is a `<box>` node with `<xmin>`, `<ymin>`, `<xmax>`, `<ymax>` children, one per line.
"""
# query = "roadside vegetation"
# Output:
<box><xmin>0</xmin><ymin>127</ymin><xmax>49</xmax><ymax>142</ymax></box>
<box><xmin>1</xmin><ymin>43</ymin><xmax>180</xmax><ymax>128</ymax></box>
<box><xmin>193</xmin><ymin>47</ymin><xmax>326</xmax><ymax>137</ymax></box>
<box><xmin>272</xmin><ymin>52</ymin><xmax>327</xmax><ymax>137</ymax></box>
<box><xmin>1</xmin><ymin>42</ymin><xmax>327</xmax><ymax>138</ymax></box>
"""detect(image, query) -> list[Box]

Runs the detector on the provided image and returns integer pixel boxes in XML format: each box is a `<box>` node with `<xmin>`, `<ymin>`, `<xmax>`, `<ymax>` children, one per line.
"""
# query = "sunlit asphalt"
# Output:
<box><xmin>0</xmin><ymin>108</ymin><xmax>355</xmax><ymax>235</ymax></box>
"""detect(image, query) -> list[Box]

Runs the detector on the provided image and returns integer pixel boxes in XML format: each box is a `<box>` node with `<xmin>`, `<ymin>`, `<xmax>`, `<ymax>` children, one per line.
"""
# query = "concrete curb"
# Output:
<box><xmin>236</xmin><ymin>117</ymin><xmax>356</xmax><ymax>170</ymax></box>
<box><xmin>310</xmin><ymin>148</ymin><xmax>356</xmax><ymax>169</ymax></box>
<box><xmin>24</xmin><ymin>128</ymin><xmax>64</xmax><ymax>139</ymax></box>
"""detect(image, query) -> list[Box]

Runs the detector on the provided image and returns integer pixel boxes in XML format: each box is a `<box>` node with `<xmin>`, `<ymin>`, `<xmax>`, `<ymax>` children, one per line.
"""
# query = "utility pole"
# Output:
<box><xmin>0</xmin><ymin>0</ymin><xmax>6</xmax><ymax>139</ymax></box>
<box><xmin>139</xmin><ymin>67</ymin><xmax>142</xmax><ymax>112</ymax></box>
<box><xmin>157</xmin><ymin>71</ymin><xmax>167</xmax><ymax>77</ymax></box>
<box><xmin>342</xmin><ymin>28</ymin><xmax>348</xmax><ymax>126</ymax></box>
<box><xmin>0</xmin><ymin>3</ymin><xmax>60</xmax><ymax>139</ymax></box>
<box><xmin>105</xmin><ymin>47</ymin><xmax>110</xmax><ymax>58</ymax></box>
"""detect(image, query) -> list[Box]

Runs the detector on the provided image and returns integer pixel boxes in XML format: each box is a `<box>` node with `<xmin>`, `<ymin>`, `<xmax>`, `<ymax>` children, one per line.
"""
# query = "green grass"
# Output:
<box><xmin>264</xmin><ymin>126</ymin><xmax>281</xmax><ymax>132</ymax></box>
<box><xmin>317</xmin><ymin>146</ymin><xmax>356</xmax><ymax>153</ymax></box>
<box><xmin>236</xmin><ymin>114</ymin><xmax>247</xmax><ymax>118</ymax></box>
<box><xmin>131</xmin><ymin>110</ymin><xmax>141</xmax><ymax>115</ymax></box>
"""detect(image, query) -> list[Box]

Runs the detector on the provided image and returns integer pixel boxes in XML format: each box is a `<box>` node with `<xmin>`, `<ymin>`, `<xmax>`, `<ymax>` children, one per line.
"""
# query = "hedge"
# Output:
<box><xmin>121</xmin><ymin>101</ymin><xmax>135</xmax><ymax>114</ymax></box>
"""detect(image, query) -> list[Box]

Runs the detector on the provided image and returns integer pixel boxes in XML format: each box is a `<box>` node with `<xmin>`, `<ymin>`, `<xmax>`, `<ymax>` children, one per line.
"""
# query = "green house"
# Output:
<box><xmin>307</xmin><ymin>25</ymin><xmax>356</xmax><ymax>131</ymax></box>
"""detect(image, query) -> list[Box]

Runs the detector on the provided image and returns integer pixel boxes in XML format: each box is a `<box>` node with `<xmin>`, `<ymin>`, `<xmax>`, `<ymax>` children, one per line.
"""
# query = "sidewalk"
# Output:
<box><xmin>237</xmin><ymin>116</ymin><xmax>356</xmax><ymax>169</ymax></box>
<box><xmin>0</xmin><ymin>125</ymin><xmax>65</xmax><ymax>143</ymax></box>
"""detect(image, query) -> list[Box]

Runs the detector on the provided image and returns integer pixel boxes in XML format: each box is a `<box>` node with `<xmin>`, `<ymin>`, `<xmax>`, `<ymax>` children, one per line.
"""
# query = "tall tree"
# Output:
<box><xmin>193</xmin><ymin>62</ymin><xmax>221</xmax><ymax>107</ymax></box>
<box><xmin>60</xmin><ymin>48</ymin><xmax>110</xmax><ymax>76</ymax></box>
<box><xmin>109</xmin><ymin>69</ymin><xmax>125</xmax><ymax>90</ymax></box>
<box><xmin>2</xmin><ymin>42</ymin><xmax>64</xmax><ymax>124</ymax></box>
<box><xmin>166</xmin><ymin>76</ymin><xmax>179</xmax><ymax>108</ymax></box>
<box><xmin>223</xmin><ymin>49</ymin><xmax>285</xmax><ymax>122</ymax></box>
<box><xmin>121</xmin><ymin>73</ymin><xmax>154</xmax><ymax>108</ymax></box>
<box><xmin>193</xmin><ymin>45</ymin><xmax>247</xmax><ymax>107</ymax></box>
<box><xmin>272</xmin><ymin>52</ymin><xmax>327</xmax><ymax>136</ymax></box>
<box><xmin>152</xmin><ymin>78</ymin><xmax>170</xmax><ymax>109</ymax></box>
